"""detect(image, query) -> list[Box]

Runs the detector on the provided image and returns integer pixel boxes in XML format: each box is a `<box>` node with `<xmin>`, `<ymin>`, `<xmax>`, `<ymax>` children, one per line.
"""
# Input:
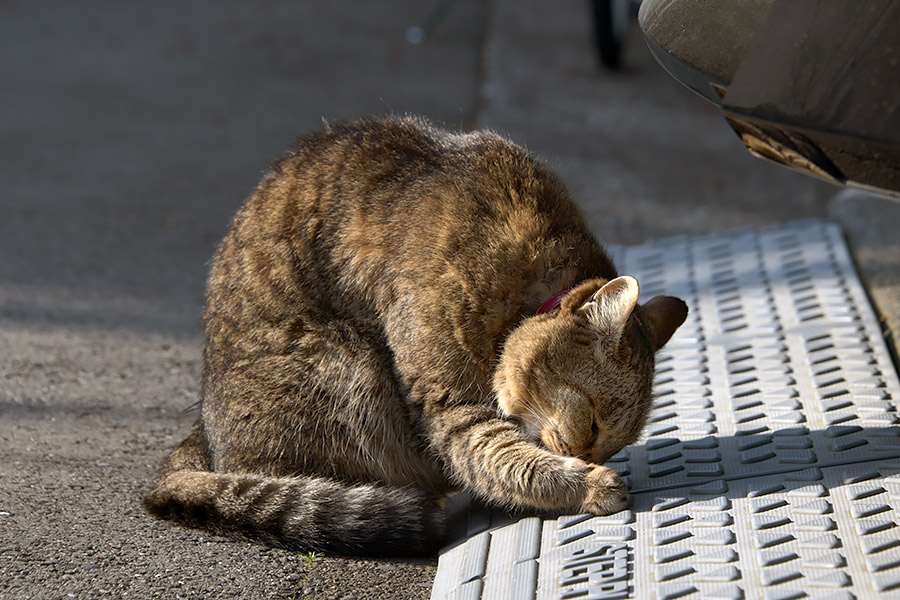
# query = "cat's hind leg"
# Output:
<box><xmin>202</xmin><ymin>319</ymin><xmax>448</xmax><ymax>489</ymax></box>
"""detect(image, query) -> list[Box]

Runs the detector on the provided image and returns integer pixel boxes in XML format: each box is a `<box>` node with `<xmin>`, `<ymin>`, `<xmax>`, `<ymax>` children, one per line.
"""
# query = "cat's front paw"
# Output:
<box><xmin>581</xmin><ymin>465</ymin><xmax>628</xmax><ymax>515</ymax></box>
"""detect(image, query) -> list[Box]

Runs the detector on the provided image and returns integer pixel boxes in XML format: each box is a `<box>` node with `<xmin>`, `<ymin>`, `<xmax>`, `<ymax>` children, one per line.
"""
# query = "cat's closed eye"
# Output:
<box><xmin>588</xmin><ymin>421</ymin><xmax>600</xmax><ymax>446</ymax></box>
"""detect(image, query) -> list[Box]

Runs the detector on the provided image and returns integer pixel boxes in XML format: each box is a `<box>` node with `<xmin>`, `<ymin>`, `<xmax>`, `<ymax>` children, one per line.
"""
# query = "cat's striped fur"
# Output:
<box><xmin>145</xmin><ymin>424</ymin><xmax>443</xmax><ymax>554</ymax></box>
<box><xmin>144</xmin><ymin>116</ymin><xmax>687</xmax><ymax>556</ymax></box>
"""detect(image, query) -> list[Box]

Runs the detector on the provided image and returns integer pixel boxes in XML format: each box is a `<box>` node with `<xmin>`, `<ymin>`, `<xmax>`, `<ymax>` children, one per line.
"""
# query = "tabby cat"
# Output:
<box><xmin>145</xmin><ymin>116</ymin><xmax>688</xmax><ymax>556</ymax></box>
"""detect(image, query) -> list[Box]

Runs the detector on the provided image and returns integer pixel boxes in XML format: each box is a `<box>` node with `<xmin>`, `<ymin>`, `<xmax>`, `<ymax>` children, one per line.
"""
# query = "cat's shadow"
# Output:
<box><xmin>444</xmin><ymin>424</ymin><xmax>900</xmax><ymax>545</ymax></box>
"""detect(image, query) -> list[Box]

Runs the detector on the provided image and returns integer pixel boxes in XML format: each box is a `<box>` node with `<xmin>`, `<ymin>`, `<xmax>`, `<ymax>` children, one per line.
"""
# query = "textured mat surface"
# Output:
<box><xmin>431</xmin><ymin>221</ymin><xmax>900</xmax><ymax>600</ymax></box>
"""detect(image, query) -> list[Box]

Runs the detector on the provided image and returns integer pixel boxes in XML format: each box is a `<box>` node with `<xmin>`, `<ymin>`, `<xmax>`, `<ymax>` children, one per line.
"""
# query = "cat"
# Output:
<box><xmin>144</xmin><ymin>115</ymin><xmax>688</xmax><ymax>556</ymax></box>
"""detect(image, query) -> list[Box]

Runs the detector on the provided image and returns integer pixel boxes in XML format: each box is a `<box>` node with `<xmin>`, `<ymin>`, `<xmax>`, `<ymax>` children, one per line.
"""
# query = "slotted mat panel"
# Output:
<box><xmin>431</xmin><ymin>221</ymin><xmax>900</xmax><ymax>600</ymax></box>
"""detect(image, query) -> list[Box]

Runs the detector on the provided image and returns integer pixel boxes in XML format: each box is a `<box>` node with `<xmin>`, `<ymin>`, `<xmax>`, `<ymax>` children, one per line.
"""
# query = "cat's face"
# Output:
<box><xmin>494</xmin><ymin>277</ymin><xmax>688</xmax><ymax>464</ymax></box>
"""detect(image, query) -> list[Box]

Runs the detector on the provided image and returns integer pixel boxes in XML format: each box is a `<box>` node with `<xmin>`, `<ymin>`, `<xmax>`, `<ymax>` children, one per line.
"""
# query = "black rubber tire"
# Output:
<box><xmin>592</xmin><ymin>0</ymin><xmax>624</xmax><ymax>70</ymax></box>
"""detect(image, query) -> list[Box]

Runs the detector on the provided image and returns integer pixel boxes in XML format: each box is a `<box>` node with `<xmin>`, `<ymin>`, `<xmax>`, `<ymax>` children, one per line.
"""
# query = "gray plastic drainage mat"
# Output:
<box><xmin>431</xmin><ymin>220</ymin><xmax>900</xmax><ymax>600</ymax></box>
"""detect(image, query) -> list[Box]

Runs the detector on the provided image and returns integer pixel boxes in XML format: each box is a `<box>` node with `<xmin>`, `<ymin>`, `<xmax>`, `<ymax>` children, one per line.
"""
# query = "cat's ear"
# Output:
<box><xmin>580</xmin><ymin>276</ymin><xmax>640</xmax><ymax>346</ymax></box>
<box><xmin>641</xmin><ymin>295</ymin><xmax>689</xmax><ymax>352</ymax></box>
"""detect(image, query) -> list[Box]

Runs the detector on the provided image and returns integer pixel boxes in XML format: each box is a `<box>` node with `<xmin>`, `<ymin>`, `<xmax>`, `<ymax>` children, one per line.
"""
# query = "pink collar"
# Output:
<box><xmin>535</xmin><ymin>287</ymin><xmax>572</xmax><ymax>314</ymax></box>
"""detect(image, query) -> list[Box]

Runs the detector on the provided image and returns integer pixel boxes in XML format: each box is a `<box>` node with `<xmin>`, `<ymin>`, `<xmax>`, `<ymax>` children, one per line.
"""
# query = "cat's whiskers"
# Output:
<box><xmin>513</xmin><ymin>386</ymin><xmax>555</xmax><ymax>441</ymax></box>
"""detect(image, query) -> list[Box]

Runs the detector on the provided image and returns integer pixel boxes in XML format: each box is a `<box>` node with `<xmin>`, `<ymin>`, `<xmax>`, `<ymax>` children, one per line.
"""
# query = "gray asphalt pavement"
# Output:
<box><xmin>2</xmin><ymin>2</ymin><xmax>897</xmax><ymax>599</ymax></box>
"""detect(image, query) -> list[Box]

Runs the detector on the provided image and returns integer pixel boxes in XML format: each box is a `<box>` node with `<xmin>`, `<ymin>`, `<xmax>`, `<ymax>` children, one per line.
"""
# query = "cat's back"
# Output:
<box><xmin>206</xmin><ymin>116</ymin><xmax>613</xmax><ymax>350</ymax></box>
<box><xmin>251</xmin><ymin>116</ymin><xmax>586</xmax><ymax>237</ymax></box>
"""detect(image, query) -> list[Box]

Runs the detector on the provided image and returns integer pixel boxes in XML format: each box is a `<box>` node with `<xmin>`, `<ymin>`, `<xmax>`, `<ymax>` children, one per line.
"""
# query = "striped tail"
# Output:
<box><xmin>144</xmin><ymin>424</ymin><xmax>447</xmax><ymax>556</ymax></box>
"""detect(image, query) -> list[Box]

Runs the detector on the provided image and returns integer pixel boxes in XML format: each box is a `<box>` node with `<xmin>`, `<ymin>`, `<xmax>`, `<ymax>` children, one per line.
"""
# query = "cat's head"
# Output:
<box><xmin>494</xmin><ymin>277</ymin><xmax>688</xmax><ymax>464</ymax></box>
